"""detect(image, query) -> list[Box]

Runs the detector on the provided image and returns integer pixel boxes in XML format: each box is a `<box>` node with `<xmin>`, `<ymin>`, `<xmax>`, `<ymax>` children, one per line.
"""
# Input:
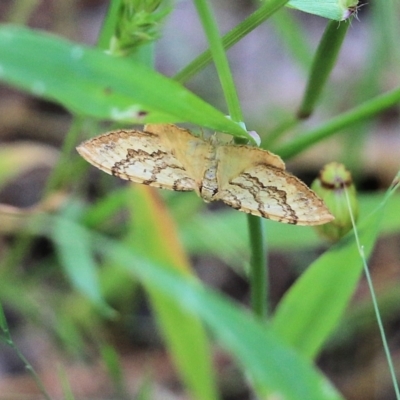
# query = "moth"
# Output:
<box><xmin>77</xmin><ymin>124</ymin><xmax>334</xmax><ymax>226</ymax></box>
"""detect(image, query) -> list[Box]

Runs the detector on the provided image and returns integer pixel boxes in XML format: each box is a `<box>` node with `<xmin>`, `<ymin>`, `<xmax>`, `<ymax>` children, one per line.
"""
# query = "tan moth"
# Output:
<box><xmin>77</xmin><ymin>124</ymin><xmax>334</xmax><ymax>226</ymax></box>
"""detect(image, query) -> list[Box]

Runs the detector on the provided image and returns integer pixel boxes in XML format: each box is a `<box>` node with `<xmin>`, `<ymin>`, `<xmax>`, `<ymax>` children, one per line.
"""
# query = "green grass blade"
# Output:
<box><xmin>100</xmin><ymin>344</ymin><xmax>128</xmax><ymax>398</ymax></box>
<box><xmin>58</xmin><ymin>365</ymin><xmax>76</xmax><ymax>400</ymax></box>
<box><xmin>96</xmin><ymin>0</ymin><xmax>123</xmax><ymax>50</ymax></box>
<box><xmin>0</xmin><ymin>302</ymin><xmax>7</xmax><ymax>332</ymax></box>
<box><xmin>193</xmin><ymin>0</ymin><xmax>243</xmax><ymax>123</ymax></box>
<box><xmin>98</xmin><ymin>234</ymin><xmax>344</xmax><ymax>400</ymax></box>
<box><xmin>53</xmin><ymin>204</ymin><xmax>114</xmax><ymax>317</ymax></box>
<box><xmin>126</xmin><ymin>186</ymin><xmax>219</xmax><ymax>400</ymax></box>
<box><xmin>0</xmin><ymin>25</ymin><xmax>248</xmax><ymax>138</ymax></box>
<box><xmin>174</xmin><ymin>0</ymin><xmax>290</xmax><ymax>83</ymax></box>
<box><xmin>271</xmin><ymin>9</ymin><xmax>313</xmax><ymax>71</ymax></box>
<box><xmin>274</xmin><ymin>86</ymin><xmax>400</xmax><ymax>159</ymax></box>
<box><xmin>31</xmin><ymin>211</ymin><xmax>346</xmax><ymax>399</ymax></box>
<box><xmin>297</xmin><ymin>19</ymin><xmax>351</xmax><ymax>119</ymax></box>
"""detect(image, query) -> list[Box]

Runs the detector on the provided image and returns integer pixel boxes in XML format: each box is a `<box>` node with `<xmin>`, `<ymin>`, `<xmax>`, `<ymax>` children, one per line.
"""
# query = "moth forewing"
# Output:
<box><xmin>215</xmin><ymin>158</ymin><xmax>333</xmax><ymax>225</ymax></box>
<box><xmin>76</xmin><ymin>130</ymin><xmax>142</xmax><ymax>179</ymax></box>
<box><xmin>77</xmin><ymin>129</ymin><xmax>197</xmax><ymax>191</ymax></box>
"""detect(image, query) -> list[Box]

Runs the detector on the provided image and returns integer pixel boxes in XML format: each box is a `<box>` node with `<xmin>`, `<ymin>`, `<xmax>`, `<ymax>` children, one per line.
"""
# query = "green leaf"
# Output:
<box><xmin>58</xmin><ymin>365</ymin><xmax>75</xmax><ymax>400</ymax></box>
<box><xmin>36</xmin><ymin>213</ymin><xmax>345</xmax><ymax>399</ymax></box>
<box><xmin>272</xmin><ymin>181</ymin><xmax>399</xmax><ymax>359</ymax></box>
<box><xmin>0</xmin><ymin>25</ymin><xmax>248</xmax><ymax>138</ymax></box>
<box><xmin>0</xmin><ymin>302</ymin><xmax>7</xmax><ymax>332</ymax></box>
<box><xmin>100</xmin><ymin>344</ymin><xmax>127</xmax><ymax>397</ymax></box>
<box><xmin>286</xmin><ymin>0</ymin><xmax>359</xmax><ymax>21</ymax></box>
<box><xmin>98</xmin><ymin>234</ymin><xmax>344</xmax><ymax>400</ymax></box>
<box><xmin>52</xmin><ymin>204</ymin><xmax>114</xmax><ymax>317</ymax></box>
<box><xmin>125</xmin><ymin>186</ymin><xmax>219</xmax><ymax>400</ymax></box>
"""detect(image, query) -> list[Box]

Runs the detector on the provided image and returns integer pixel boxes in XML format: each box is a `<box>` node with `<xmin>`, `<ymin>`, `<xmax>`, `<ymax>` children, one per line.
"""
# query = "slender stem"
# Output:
<box><xmin>345</xmin><ymin>175</ymin><xmax>400</xmax><ymax>399</ymax></box>
<box><xmin>0</xmin><ymin>306</ymin><xmax>53</xmax><ymax>400</ymax></box>
<box><xmin>13</xmin><ymin>342</ymin><xmax>53</xmax><ymax>400</ymax></box>
<box><xmin>43</xmin><ymin>117</ymin><xmax>85</xmax><ymax>195</ymax></box>
<box><xmin>192</xmin><ymin>0</ymin><xmax>243</xmax><ymax>122</ymax></box>
<box><xmin>193</xmin><ymin>0</ymin><xmax>269</xmax><ymax>318</ymax></box>
<box><xmin>270</xmin><ymin>9</ymin><xmax>312</xmax><ymax>71</ymax></box>
<box><xmin>96</xmin><ymin>0</ymin><xmax>123</xmax><ymax>50</ymax></box>
<box><xmin>275</xmin><ymin>86</ymin><xmax>400</xmax><ymax>159</ymax></box>
<box><xmin>262</xmin><ymin>117</ymin><xmax>298</xmax><ymax>148</ymax></box>
<box><xmin>248</xmin><ymin>215</ymin><xmax>268</xmax><ymax>318</ymax></box>
<box><xmin>262</xmin><ymin>19</ymin><xmax>349</xmax><ymax>146</ymax></box>
<box><xmin>362</xmin><ymin>263</ymin><xmax>400</xmax><ymax>399</ymax></box>
<box><xmin>58</xmin><ymin>365</ymin><xmax>75</xmax><ymax>400</ymax></box>
<box><xmin>174</xmin><ymin>0</ymin><xmax>290</xmax><ymax>84</ymax></box>
<box><xmin>297</xmin><ymin>19</ymin><xmax>351</xmax><ymax>119</ymax></box>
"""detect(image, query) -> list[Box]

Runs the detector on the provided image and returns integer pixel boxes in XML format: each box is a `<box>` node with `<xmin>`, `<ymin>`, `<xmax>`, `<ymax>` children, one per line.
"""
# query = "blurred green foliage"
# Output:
<box><xmin>0</xmin><ymin>0</ymin><xmax>400</xmax><ymax>399</ymax></box>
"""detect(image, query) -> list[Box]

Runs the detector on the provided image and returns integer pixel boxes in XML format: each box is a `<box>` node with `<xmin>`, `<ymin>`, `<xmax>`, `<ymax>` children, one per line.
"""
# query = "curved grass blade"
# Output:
<box><xmin>0</xmin><ymin>25</ymin><xmax>248</xmax><ymax>138</ymax></box>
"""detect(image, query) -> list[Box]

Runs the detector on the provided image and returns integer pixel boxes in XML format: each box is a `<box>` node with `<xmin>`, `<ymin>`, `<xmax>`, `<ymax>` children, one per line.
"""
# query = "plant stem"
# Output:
<box><xmin>297</xmin><ymin>19</ymin><xmax>351</xmax><ymax>119</ymax></box>
<box><xmin>345</xmin><ymin>173</ymin><xmax>400</xmax><ymax>399</ymax></box>
<box><xmin>263</xmin><ymin>18</ymin><xmax>350</xmax><ymax>145</ymax></box>
<box><xmin>275</xmin><ymin>86</ymin><xmax>400</xmax><ymax>159</ymax></box>
<box><xmin>192</xmin><ymin>0</ymin><xmax>243</xmax><ymax>122</ymax></box>
<box><xmin>43</xmin><ymin>117</ymin><xmax>85</xmax><ymax>195</ymax></box>
<box><xmin>248</xmin><ymin>216</ymin><xmax>268</xmax><ymax>318</ymax></box>
<box><xmin>96</xmin><ymin>0</ymin><xmax>123</xmax><ymax>50</ymax></box>
<box><xmin>174</xmin><ymin>0</ymin><xmax>290</xmax><ymax>84</ymax></box>
<box><xmin>0</xmin><ymin>305</ymin><xmax>53</xmax><ymax>400</ymax></box>
<box><xmin>193</xmin><ymin>0</ymin><xmax>269</xmax><ymax>318</ymax></box>
<box><xmin>262</xmin><ymin>117</ymin><xmax>298</xmax><ymax>148</ymax></box>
